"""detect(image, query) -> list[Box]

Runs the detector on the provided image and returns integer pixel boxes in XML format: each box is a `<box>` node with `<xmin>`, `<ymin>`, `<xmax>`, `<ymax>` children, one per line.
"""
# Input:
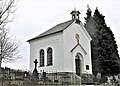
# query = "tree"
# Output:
<box><xmin>0</xmin><ymin>0</ymin><xmax>16</xmax><ymax>26</ymax></box>
<box><xmin>0</xmin><ymin>0</ymin><xmax>20</xmax><ymax>71</ymax></box>
<box><xmin>0</xmin><ymin>28</ymin><xmax>20</xmax><ymax>64</ymax></box>
<box><xmin>84</xmin><ymin>5</ymin><xmax>92</xmax><ymax>28</ymax></box>
<box><xmin>92</xmin><ymin>8</ymin><xmax>105</xmax><ymax>75</ymax></box>
<box><xmin>93</xmin><ymin>8</ymin><xmax>120</xmax><ymax>76</ymax></box>
<box><xmin>84</xmin><ymin>6</ymin><xmax>101</xmax><ymax>75</ymax></box>
<box><xmin>84</xmin><ymin>7</ymin><xmax>120</xmax><ymax>77</ymax></box>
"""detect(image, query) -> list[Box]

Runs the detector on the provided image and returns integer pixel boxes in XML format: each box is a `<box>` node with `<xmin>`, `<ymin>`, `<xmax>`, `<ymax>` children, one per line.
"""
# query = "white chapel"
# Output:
<box><xmin>27</xmin><ymin>9</ymin><xmax>92</xmax><ymax>75</ymax></box>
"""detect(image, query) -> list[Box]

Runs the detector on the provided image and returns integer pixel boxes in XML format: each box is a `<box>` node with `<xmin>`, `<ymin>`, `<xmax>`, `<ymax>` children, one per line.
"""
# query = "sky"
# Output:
<box><xmin>1</xmin><ymin>0</ymin><xmax>120</xmax><ymax>71</ymax></box>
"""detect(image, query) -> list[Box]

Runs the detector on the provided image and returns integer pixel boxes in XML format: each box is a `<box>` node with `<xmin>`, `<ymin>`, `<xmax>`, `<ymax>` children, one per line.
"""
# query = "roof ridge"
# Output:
<box><xmin>27</xmin><ymin>20</ymin><xmax>74</xmax><ymax>42</ymax></box>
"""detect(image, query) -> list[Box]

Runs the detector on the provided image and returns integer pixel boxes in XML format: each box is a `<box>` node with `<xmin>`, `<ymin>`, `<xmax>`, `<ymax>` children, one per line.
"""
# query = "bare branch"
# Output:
<box><xmin>0</xmin><ymin>0</ymin><xmax>17</xmax><ymax>26</ymax></box>
<box><xmin>0</xmin><ymin>30</ymin><xmax>21</xmax><ymax>62</ymax></box>
<box><xmin>0</xmin><ymin>0</ymin><xmax>21</xmax><ymax>68</ymax></box>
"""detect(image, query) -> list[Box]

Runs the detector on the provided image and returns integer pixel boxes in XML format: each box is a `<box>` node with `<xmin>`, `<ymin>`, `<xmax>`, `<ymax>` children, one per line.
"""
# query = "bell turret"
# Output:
<box><xmin>70</xmin><ymin>8</ymin><xmax>80</xmax><ymax>20</ymax></box>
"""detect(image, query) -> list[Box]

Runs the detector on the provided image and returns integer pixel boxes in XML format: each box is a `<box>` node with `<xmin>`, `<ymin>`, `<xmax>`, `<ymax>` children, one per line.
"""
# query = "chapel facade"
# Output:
<box><xmin>28</xmin><ymin>9</ymin><xmax>92</xmax><ymax>75</ymax></box>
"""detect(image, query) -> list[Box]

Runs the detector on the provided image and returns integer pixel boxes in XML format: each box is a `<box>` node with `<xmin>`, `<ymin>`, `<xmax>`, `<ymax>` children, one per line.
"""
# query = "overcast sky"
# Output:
<box><xmin>2</xmin><ymin>0</ymin><xmax>120</xmax><ymax>70</ymax></box>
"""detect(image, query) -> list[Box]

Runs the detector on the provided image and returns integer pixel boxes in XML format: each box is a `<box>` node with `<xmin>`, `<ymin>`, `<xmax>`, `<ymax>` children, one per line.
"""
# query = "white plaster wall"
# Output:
<box><xmin>29</xmin><ymin>21</ymin><xmax>92</xmax><ymax>74</ymax></box>
<box><xmin>29</xmin><ymin>32</ymin><xmax>64</xmax><ymax>72</ymax></box>
<box><xmin>63</xmin><ymin>21</ymin><xmax>92</xmax><ymax>74</ymax></box>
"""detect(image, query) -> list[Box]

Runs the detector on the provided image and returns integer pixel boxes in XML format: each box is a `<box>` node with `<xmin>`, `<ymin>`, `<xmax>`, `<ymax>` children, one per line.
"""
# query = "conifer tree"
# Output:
<box><xmin>93</xmin><ymin>8</ymin><xmax>120</xmax><ymax>76</ymax></box>
<box><xmin>85</xmin><ymin>7</ymin><xmax>120</xmax><ymax>76</ymax></box>
<box><xmin>84</xmin><ymin>6</ymin><xmax>101</xmax><ymax>75</ymax></box>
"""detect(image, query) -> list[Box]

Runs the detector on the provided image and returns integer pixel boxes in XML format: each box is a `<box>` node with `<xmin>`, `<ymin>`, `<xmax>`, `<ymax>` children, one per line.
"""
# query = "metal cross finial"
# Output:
<box><xmin>74</xmin><ymin>6</ymin><xmax>76</xmax><ymax>11</ymax></box>
<box><xmin>74</xmin><ymin>3</ymin><xmax>76</xmax><ymax>11</ymax></box>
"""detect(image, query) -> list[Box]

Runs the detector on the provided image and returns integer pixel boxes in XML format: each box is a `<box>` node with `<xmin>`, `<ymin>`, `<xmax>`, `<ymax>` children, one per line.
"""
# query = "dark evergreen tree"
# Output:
<box><xmin>100</xmin><ymin>26</ymin><xmax>120</xmax><ymax>76</ymax></box>
<box><xmin>84</xmin><ymin>6</ymin><xmax>101</xmax><ymax>75</ymax></box>
<box><xmin>93</xmin><ymin>8</ymin><xmax>120</xmax><ymax>76</ymax></box>
<box><xmin>85</xmin><ymin>7</ymin><xmax>120</xmax><ymax>76</ymax></box>
<box><xmin>84</xmin><ymin>5</ymin><xmax>92</xmax><ymax>28</ymax></box>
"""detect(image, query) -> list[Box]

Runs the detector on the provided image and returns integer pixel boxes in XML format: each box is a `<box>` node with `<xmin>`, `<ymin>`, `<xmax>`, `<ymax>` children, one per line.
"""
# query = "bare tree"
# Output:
<box><xmin>0</xmin><ymin>0</ymin><xmax>20</xmax><ymax>71</ymax></box>
<box><xmin>0</xmin><ymin>28</ymin><xmax>21</xmax><ymax>67</ymax></box>
<box><xmin>0</xmin><ymin>0</ymin><xmax>17</xmax><ymax>26</ymax></box>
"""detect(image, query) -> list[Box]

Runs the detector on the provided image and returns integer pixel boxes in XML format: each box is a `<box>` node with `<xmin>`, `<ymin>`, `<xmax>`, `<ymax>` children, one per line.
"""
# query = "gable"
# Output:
<box><xmin>62</xmin><ymin>21</ymin><xmax>92</xmax><ymax>56</ymax></box>
<box><xmin>63</xmin><ymin>21</ymin><xmax>92</xmax><ymax>43</ymax></box>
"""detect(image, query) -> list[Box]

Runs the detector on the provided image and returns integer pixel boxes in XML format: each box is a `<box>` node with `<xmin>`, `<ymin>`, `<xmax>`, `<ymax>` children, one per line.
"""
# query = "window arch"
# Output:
<box><xmin>40</xmin><ymin>49</ymin><xmax>44</xmax><ymax>66</ymax></box>
<box><xmin>47</xmin><ymin>47</ymin><xmax>53</xmax><ymax>66</ymax></box>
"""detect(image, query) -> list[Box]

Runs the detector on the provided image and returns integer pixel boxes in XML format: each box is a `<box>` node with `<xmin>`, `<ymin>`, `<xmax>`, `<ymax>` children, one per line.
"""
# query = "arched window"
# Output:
<box><xmin>47</xmin><ymin>47</ymin><xmax>53</xmax><ymax>66</ymax></box>
<box><xmin>40</xmin><ymin>49</ymin><xmax>44</xmax><ymax>66</ymax></box>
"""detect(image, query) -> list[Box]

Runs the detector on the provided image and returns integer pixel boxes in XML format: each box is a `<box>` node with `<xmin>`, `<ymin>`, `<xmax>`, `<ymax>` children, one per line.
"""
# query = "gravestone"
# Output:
<box><xmin>33</xmin><ymin>59</ymin><xmax>39</xmax><ymax>79</ymax></box>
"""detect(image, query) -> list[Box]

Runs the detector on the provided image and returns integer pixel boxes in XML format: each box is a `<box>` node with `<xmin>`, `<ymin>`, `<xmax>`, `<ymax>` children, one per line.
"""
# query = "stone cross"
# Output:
<box><xmin>34</xmin><ymin>59</ymin><xmax>38</xmax><ymax>70</ymax></box>
<box><xmin>33</xmin><ymin>59</ymin><xmax>39</xmax><ymax>82</ymax></box>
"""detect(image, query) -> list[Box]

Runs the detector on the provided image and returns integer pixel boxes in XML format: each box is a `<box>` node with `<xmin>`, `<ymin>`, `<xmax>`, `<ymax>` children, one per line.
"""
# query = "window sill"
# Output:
<box><xmin>39</xmin><ymin>65</ymin><xmax>44</xmax><ymax>67</ymax></box>
<box><xmin>46</xmin><ymin>64</ymin><xmax>53</xmax><ymax>66</ymax></box>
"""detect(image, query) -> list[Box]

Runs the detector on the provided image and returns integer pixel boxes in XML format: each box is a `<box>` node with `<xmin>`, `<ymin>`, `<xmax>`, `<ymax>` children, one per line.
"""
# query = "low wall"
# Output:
<box><xmin>68</xmin><ymin>85</ymin><xmax>94</xmax><ymax>86</ymax></box>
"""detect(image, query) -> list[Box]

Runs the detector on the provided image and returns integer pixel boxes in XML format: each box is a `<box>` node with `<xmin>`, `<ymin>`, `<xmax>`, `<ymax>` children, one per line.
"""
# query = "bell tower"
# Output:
<box><xmin>70</xmin><ymin>7</ymin><xmax>80</xmax><ymax>20</ymax></box>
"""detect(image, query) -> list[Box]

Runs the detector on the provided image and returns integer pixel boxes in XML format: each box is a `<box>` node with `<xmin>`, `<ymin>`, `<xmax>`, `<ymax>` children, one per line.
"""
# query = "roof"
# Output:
<box><xmin>27</xmin><ymin>20</ymin><xmax>74</xmax><ymax>42</ymax></box>
<box><xmin>71</xmin><ymin>42</ymin><xmax>87</xmax><ymax>54</ymax></box>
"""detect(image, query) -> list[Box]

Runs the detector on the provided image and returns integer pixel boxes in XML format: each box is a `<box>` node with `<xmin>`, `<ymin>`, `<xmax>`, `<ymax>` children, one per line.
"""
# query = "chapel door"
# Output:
<box><xmin>75</xmin><ymin>54</ymin><xmax>81</xmax><ymax>76</ymax></box>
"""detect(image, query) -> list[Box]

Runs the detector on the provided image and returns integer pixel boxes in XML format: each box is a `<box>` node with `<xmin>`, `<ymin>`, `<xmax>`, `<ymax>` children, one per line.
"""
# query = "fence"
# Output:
<box><xmin>0</xmin><ymin>67</ymin><xmax>94</xmax><ymax>86</ymax></box>
<box><xmin>1</xmin><ymin>67</ymin><xmax>120</xmax><ymax>86</ymax></box>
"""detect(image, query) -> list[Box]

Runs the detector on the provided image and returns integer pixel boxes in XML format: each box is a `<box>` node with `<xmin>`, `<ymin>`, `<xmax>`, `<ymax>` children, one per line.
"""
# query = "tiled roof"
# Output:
<box><xmin>27</xmin><ymin>20</ymin><xmax>74</xmax><ymax>42</ymax></box>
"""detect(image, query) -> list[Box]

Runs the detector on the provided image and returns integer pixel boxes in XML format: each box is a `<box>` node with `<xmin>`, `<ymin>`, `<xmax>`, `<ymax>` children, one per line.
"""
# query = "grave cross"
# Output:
<box><xmin>33</xmin><ymin>59</ymin><xmax>39</xmax><ymax>81</ymax></box>
<box><xmin>34</xmin><ymin>59</ymin><xmax>38</xmax><ymax>70</ymax></box>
